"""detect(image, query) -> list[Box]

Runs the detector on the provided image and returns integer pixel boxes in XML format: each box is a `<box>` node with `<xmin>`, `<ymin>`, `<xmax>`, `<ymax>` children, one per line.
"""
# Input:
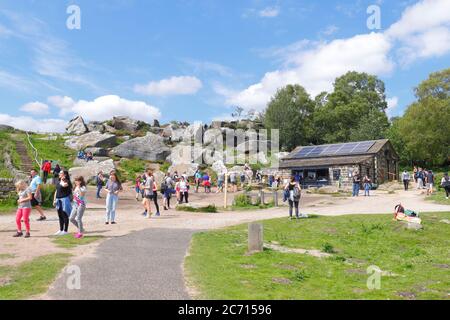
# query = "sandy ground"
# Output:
<box><xmin>0</xmin><ymin>184</ymin><xmax>448</xmax><ymax>269</ymax></box>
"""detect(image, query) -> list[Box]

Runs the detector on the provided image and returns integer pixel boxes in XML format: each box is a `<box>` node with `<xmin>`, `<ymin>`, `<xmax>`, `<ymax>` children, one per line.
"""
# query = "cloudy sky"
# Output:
<box><xmin>0</xmin><ymin>0</ymin><xmax>449</xmax><ymax>132</ymax></box>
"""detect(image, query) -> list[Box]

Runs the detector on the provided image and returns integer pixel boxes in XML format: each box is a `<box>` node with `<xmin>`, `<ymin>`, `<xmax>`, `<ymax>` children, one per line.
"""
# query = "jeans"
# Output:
<box><xmin>106</xmin><ymin>193</ymin><xmax>118</xmax><ymax>222</ymax></box>
<box><xmin>70</xmin><ymin>202</ymin><xmax>86</xmax><ymax>232</ymax></box>
<box><xmin>364</xmin><ymin>184</ymin><xmax>370</xmax><ymax>196</ymax></box>
<box><xmin>288</xmin><ymin>200</ymin><xmax>299</xmax><ymax>218</ymax></box>
<box><xmin>57</xmin><ymin>201</ymin><xmax>69</xmax><ymax>232</ymax></box>
<box><xmin>96</xmin><ymin>185</ymin><xmax>103</xmax><ymax>198</ymax></box>
<box><xmin>352</xmin><ymin>183</ymin><xmax>360</xmax><ymax>197</ymax></box>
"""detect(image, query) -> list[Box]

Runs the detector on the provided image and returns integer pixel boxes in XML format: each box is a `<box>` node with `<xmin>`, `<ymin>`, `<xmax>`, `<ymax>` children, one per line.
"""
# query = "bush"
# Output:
<box><xmin>40</xmin><ymin>184</ymin><xmax>56</xmax><ymax>208</ymax></box>
<box><xmin>233</xmin><ymin>194</ymin><xmax>253</xmax><ymax>207</ymax></box>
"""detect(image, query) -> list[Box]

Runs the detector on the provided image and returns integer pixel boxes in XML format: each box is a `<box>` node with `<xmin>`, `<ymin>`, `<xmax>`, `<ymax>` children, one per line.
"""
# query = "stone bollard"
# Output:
<box><xmin>248</xmin><ymin>222</ymin><xmax>263</xmax><ymax>253</ymax></box>
<box><xmin>273</xmin><ymin>190</ymin><xmax>279</xmax><ymax>207</ymax></box>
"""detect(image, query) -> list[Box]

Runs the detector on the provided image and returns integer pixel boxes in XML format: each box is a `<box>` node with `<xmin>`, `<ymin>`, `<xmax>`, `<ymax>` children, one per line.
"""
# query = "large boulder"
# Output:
<box><xmin>168</xmin><ymin>163</ymin><xmax>199</xmax><ymax>177</ymax></box>
<box><xmin>66</xmin><ymin>116</ymin><xmax>88</xmax><ymax>135</ymax></box>
<box><xmin>111</xmin><ymin>116</ymin><xmax>144</xmax><ymax>132</ymax></box>
<box><xmin>65</xmin><ymin>131</ymin><xmax>118</xmax><ymax>150</ymax></box>
<box><xmin>111</xmin><ymin>132</ymin><xmax>171</xmax><ymax>161</ymax></box>
<box><xmin>212</xmin><ymin>160</ymin><xmax>227</xmax><ymax>175</ymax></box>
<box><xmin>69</xmin><ymin>159</ymin><xmax>115</xmax><ymax>183</ymax></box>
<box><xmin>84</xmin><ymin>147</ymin><xmax>108</xmax><ymax>157</ymax></box>
<box><xmin>86</xmin><ymin>121</ymin><xmax>105</xmax><ymax>133</ymax></box>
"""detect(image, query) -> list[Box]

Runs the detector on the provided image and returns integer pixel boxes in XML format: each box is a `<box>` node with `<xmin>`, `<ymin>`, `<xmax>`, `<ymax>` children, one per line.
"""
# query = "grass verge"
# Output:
<box><xmin>176</xmin><ymin>205</ymin><xmax>218</xmax><ymax>213</ymax></box>
<box><xmin>185</xmin><ymin>212</ymin><xmax>450</xmax><ymax>300</ymax></box>
<box><xmin>52</xmin><ymin>235</ymin><xmax>104</xmax><ymax>249</ymax></box>
<box><xmin>0</xmin><ymin>253</ymin><xmax>71</xmax><ymax>300</ymax></box>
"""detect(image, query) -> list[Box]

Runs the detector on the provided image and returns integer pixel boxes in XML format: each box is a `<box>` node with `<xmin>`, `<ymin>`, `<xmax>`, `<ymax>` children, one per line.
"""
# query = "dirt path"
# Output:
<box><xmin>12</xmin><ymin>135</ymin><xmax>35</xmax><ymax>172</ymax></box>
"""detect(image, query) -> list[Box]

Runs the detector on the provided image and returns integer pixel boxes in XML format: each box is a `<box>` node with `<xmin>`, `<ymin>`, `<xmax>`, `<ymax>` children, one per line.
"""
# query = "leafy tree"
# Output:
<box><xmin>264</xmin><ymin>84</ymin><xmax>315</xmax><ymax>150</ymax></box>
<box><xmin>389</xmin><ymin>68</ymin><xmax>450</xmax><ymax>166</ymax></box>
<box><xmin>313</xmin><ymin>71</ymin><xmax>390</xmax><ymax>143</ymax></box>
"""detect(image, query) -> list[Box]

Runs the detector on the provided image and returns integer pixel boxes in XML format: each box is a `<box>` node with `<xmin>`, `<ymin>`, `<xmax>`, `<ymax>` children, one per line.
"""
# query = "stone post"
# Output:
<box><xmin>248</xmin><ymin>222</ymin><xmax>263</xmax><ymax>253</ymax></box>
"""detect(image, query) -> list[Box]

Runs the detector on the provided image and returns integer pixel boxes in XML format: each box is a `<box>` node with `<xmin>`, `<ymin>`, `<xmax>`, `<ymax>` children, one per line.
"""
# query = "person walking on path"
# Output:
<box><xmin>416</xmin><ymin>168</ymin><xmax>424</xmax><ymax>190</ymax></box>
<box><xmin>53</xmin><ymin>171</ymin><xmax>73</xmax><ymax>236</ymax></box>
<box><xmin>70</xmin><ymin>176</ymin><xmax>87</xmax><ymax>239</ymax></box>
<box><xmin>135</xmin><ymin>174</ymin><xmax>142</xmax><ymax>201</ymax></box>
<box><xmin>42</xmin><ymin>160</ymin><xmax>52</xmax><ymax>184</ymax></box>
<box><xmin>29</xmin><ymin>169</ymin><xmax>47</xmax><ymax>221</ymax></box>
<box><xmin>105</xmin><ymin>172</ymin><xmax>122</xmax><ymax>224</ymax></box>
<box><xmin>96</xmin><ymin>171</ymin><xmax>105</xmax><ymax>199</ymax></box>
<box><xmin>142</xmin><ymin>170</ymin><xmax>154</xmax><ymax>218</ymax></box>
<box><xmin>352</xmin><ymin>172</ymin><xmax>361</xmax><ymax>197</ymax></box>
<box><xmin>441</xmin><ymin>172</ymin><xmax>450</xmax><ymax>200</ymax></box>
<box><xmin>177</xmin><ymin>176</ymin><xmax>189</xmax><ymax>204</ymax></box>
<box><xmin>216</xmin><ymin>173</ymin><xmax>225</xmax><ymax>193</ymax></box>
<box><xmin>52</xmin><ymin>164</ymin><xmax>61</xmax><ymax>185</ymax></box>
<box><xmin>363</xmin><ymin>175</ymin><xmax>372</xmax><ymax>196</ymax></box>
<box><xmin>230</xmin><ymin>172</ymin><xmax>237</xmax><ymax>193</ymax></box>
<box><xmin>162</xmin><ymin>173</ymin><xmax>175</xmax><ymax>210</ymax></box>
<box><xmin>413</xmin><ymin>166</ymin><xmax>418</xmax><ymax>185</ymax></box>
<box><xmin>202</xmin><ymin>172</ymin><xmax>211</xmax><ymax>193</ymax></box>
<box><xmin>426</xmin><ymin>170</ymin><xmax>435</xmax><ymax>195</ymax></box>
<box><xmin>194</xmin><ymin>170</ymin><xmax>202</xmax><ymax>193</ymax></box>
<box><xmin>13</xmin><ymin>180</ymin><xmax>33</xmax><ymax>238</ymax></box>
<box><xmin>152</xmin><ymin>174</ymin><xmax>161</xmax><ymax>216</ymax></box>
<box><xmin>284</xmin><ymin>176</ymin><xmax>302</xmax><ymax>220</ymax></box>
<box><xmin>402</xmin><ymin>170</ymin><xmax>411</xmax><ymax>191</ymax></box>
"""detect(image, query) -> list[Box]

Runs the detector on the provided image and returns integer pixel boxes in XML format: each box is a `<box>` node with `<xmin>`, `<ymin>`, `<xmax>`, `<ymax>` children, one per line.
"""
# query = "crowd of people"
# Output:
<box><xmin>10</xmin><ymin>160</ymin><xmax>450</xmax><ymax>239</ymax></box>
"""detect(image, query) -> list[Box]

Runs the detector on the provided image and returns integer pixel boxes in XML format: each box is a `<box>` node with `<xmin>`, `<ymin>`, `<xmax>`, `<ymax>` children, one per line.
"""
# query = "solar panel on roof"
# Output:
<box><xmin>291</xmin><ymin>141</ymin><xmax>377</xmax><ymax>159</ymax></box>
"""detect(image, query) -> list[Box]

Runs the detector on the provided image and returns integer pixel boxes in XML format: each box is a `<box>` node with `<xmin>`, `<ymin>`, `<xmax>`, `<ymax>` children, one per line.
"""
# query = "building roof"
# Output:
<box><xmin>280</xmin><ymin>139</ymin><xmax>397</xmax><ymax>169</ymax></box>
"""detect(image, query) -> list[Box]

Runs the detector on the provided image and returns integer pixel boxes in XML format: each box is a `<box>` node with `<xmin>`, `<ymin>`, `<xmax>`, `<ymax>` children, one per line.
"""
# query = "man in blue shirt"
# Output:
<box><xmin>30</xmin><ymin>169</ymin><xmax>46</xmax><ymax>221</ymax></box>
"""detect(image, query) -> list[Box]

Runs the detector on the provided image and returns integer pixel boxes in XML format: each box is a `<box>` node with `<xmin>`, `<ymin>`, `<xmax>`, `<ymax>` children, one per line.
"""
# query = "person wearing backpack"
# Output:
<box><xmin>284</xmin><ymin>176</ymin><xmax>303</xmax><ymax>220</ymax></box>
<box><xmin>441</xmin><ymin>172</ymin><xmax>450</xmax><ymax>200</ymax></box>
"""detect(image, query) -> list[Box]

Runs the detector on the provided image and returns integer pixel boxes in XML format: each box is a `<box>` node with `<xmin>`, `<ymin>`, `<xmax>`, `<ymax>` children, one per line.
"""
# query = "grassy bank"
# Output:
<box><xmin>52</xmin><ymin>235</ymin><xmax>104</xmax><ymax>249</ymax></box>
<box><xmin>25</xmin><ymin>134</ymin><xmax>74</xmax><ymax>170</ymax></box>
<box><xmin>185</xmin><ymin>212</ymin><xmax>450</xmax><ymax>300</ymax></box>
<box><xmin>0</xmin><ymin>254</ymin><xmax>71</xmax><ymax>300</ymax></box>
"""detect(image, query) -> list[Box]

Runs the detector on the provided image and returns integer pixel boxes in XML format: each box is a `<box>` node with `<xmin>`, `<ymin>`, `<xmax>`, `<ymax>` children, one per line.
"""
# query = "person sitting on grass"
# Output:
<box><xmin>393</xmin><ymin>203</ymin><xmax>421</xmax><ymax>224</ymax></box>
<box><xmin>13</xmin><ymin>180</ymin><xmax>33</xmax><ymax>238</ymax></box>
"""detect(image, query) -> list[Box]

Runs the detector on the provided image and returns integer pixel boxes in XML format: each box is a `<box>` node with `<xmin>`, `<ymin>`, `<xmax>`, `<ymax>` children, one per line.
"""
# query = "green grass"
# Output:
<box><xmin>25</xmin><ymin>134</ymin><xmax>75</xmax><ymax>169</ymax></box>
<box><xmin>52</xmin><ymin>235</ymin><xmax>104</xmax><ymax>249</ymax></box>
<box><xmin>117</xmin><ymin>158</ymin><xmax>148</xmax><ymax>182</ymax></box>
<box><xmin>0</xmin><ymin>253</ymin><xmax>71</xmax><ymax>300</ymax></box>
<box><xmin>0</xmin><ymin>132</ymin><xmax>16</xmax><ymax>178</ymax></box>
<box><xmin>176</xmin><ymin>205</ymin><xmax>218</xmax><ymax>213</ymax></box>
<box><xmin>185</xmin><ymin>212</ymin><xmax>450</xmax><ymax>300</ymax></box>
<box><xmin>231</xmin><ymin>193</ymin><xmax>275</xmax><ymax>211</ymax></box>
<box><xmin>0</xmin><ymin>254</ymin><xmax>15</xmax><ymax>260</ymax></box>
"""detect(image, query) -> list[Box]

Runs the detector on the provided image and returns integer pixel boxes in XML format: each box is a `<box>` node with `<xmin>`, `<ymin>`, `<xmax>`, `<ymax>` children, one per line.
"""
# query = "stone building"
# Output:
<box><xmin>279</xmin><ymin>139</ymin><xmax>399</xmax><ymax>189</ymax></box>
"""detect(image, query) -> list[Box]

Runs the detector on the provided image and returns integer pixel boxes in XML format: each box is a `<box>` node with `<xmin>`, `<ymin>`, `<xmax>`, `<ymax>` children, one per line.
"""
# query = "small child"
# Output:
<box><xmin>14</xmin><ymin>181</ymin><xmax>32</xmax><ymax>238</ymax></box>
<box><xmin>70</xmin><ymin>176</ymin><xmax>87</xmax><ymax>239</ymax></box>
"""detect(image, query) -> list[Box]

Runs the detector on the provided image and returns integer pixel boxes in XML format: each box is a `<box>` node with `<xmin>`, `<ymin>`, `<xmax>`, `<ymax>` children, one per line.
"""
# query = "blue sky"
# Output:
<box><xmin>0</xmin><ymin>0</ymin><xmax>449</xmax><ymax>132</ymax></box>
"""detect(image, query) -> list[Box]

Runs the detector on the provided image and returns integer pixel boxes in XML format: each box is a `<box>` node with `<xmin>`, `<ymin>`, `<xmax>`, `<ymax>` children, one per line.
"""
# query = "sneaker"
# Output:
<box><xmin>105</xmin><ymin>222</ymin><xmax>109</xmax><ymax>225</ymax></box>
<box><xmin>155</xmin><ymin>212</ymin><xmax>160</xmax><ymax>217</ymax></box>
<box><xmin>54</xmin><ymin>230</ymin><xmax>62</xmax><ymax>236</ymax></box>
<box><xmin>24</xmin><ymin>233</ymin><xmax>31</xmax><ymax>238</ymax></box>
<box><xmin>111</xmin><ymin>222</ymin><xmax>117</xmax><ymax>225</ymax></box>
<box><xmin>59</xmin><ymin>231</ymin><xmax>69</xmax><ymax>236</ymax></box>
<box><xmin>74</xmin><ymin>233</ymin><xmax>83</xmax><ymax>239</ymax></box>
<box><xmin>13</xmin><ymin>232</ymin><xmax>23</xmax><ymax>238</ymax></box>
<box><xmin>37</xmin><ymin>216</ymin><xmax>47</xmax><ymax>221</ymax></box>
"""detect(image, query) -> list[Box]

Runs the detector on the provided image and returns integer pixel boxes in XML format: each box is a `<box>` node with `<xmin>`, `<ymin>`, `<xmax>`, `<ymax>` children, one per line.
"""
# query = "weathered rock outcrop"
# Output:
<box><xmin>65</xmin><ymin>131</ymin><xmax>117</xmax><ymax>150</ymax></box>
<box><xmin>111</xmin><ymin>116</ymin><xmax>145</xmax><ymax>132</ymax></box>
<box><xmin>86</xmin><ymin>122</ymin><xmax>105</xmax><ymax>133</ymax></box>
<box><xmin>111</xmin><ymin>132</ymin><xmax>171</xmax><ymax>161</ymax></box>
<box><xmin>66</xmin><ymin>116</ymin><xmax>88</xmax><ymax>135</ymax></box>
<box><xmin>69</xmin><ymin>159</ymin><xmax>115</xmax><ymax>183</ymax></box>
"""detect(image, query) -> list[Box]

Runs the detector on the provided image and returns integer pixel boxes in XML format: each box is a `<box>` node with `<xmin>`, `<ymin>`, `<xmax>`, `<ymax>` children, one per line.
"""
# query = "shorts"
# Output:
<box><xmin>135</xmin><ymin>187</ymin><xmax>140</xmax><ymax>193</ymax></box>
<box><xmin>31</xmin><ymin>194</ymin><xmax>41</xmax><ymax>206</ymax></box>
<box><xmin>427</xmin><ymin>183</ymin><xmax>433</xmax><ymax>189</ymax></box>
<box><xmin>144</xmin><ymin>194</ymin><xmax>154</xmax><ymax>200</ymax></box>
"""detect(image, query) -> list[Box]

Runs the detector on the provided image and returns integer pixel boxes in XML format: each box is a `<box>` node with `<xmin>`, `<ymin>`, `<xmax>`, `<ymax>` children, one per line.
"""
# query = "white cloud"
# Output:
<box><xmin>20</xmin><ymin>102</ymin><xmax>50</xmax><ymax>115</ymax></box>
<box><xmin>0</xmin><ymin>114</ymin><xmax>66</xmax><ymax>133</ymax></box>
<box><xmin>259</xmin><ymin>7</ymin><xmax>280</xmax><ymax>18</ymax></box>
<box><xmin>386</xmin><ymin>96</ymin><xmax>399</xmax><ymax>116</ymax></box>
<box><xmin>386</xmin><ymin>0</ymin><xmax>450</xmax><ymax>65</ymax></box>
<box><xmin>48</xmin><ymin>95</ymin><xmax>161</xmax><ymax>123</ymax></box>
<box><xmin>220</xmin><ymin>0</ymin><xmax>450</xmax><ymax>111</ymax></box>
<box><xmin>221</xmin><ymin>32</ymin><xmax>393</xmax><ymax>110</ymax></box>
<box><xmin>134</xmin><ymin>76</ymin><xmax>203</xmax><ymax>96</ymax></box>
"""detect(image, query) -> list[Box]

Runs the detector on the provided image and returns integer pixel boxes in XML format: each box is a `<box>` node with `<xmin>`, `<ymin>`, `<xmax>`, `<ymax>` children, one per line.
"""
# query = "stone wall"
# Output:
<box><xmin>0</xmin><ymin>178</ymin><xmax>15</xmax><ymax>200</ymax></box>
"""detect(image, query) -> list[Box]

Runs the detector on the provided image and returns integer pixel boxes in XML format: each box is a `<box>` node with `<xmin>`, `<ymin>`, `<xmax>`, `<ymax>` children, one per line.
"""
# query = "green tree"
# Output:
<box><xmin>389</xmin><ymin>68</ymin><xmax>450</xmax><ymax>166</ymax></box>
<box><xmin>264</xmin><ymin>84</ymin><xmax>315</xmax><ymax>150</ymax></box>
<box><xmin>313</xmin><ymin>71</ymin><xmax>390</xmax><ymax>143</ymax></box>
